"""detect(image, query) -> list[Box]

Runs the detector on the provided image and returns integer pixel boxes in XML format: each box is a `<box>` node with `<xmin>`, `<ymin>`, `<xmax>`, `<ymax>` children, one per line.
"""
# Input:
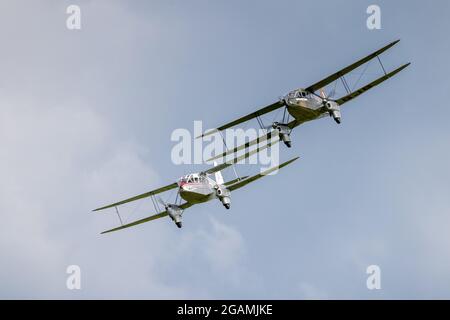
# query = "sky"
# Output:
<box><xmin>0</xmin><ymin>0</ymin><xmax>449</xmax><ymax>299</ymax></box>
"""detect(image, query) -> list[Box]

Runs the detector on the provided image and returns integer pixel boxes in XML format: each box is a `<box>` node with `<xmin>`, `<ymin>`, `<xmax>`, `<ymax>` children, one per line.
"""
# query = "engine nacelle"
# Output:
<box><xmin>331</xmin><ymin>110</ymin><xmax>341</xmax><ymax>124</ymax></box>
<box><xmin>325</xmin><ymin>101</ymin><xmax>341</xmax><ymax>124</ymax></box>
<box><xmin>273</xmin><ymin>122</ymin><xmax>292</xmax><ymax>148</ymax></box>
<box><xmin>215</xmin><ymin>185</ymin><xmax>231</xmax><ymax>209</ymax></box>
<box><xmin>167</xmin><ymin>205</ymin><xmax>183</xmax><ymax>228</ymax></box>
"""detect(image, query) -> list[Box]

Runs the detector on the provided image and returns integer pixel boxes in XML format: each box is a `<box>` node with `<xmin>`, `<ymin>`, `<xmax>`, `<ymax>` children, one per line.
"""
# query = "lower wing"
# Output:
<box><xmin>100</xmin><ymin>176</ymin><xmax>249</xmax><ymax>234</ymax></box>
<box><xmin>227</xmin><ymin>156</ymin><xmax>299</xmax><ymax>192</ymax></box>
<box><xmin>101</xmin><ymin>202</ymin><xmax>193</xmax><ymax>234</ymax></box>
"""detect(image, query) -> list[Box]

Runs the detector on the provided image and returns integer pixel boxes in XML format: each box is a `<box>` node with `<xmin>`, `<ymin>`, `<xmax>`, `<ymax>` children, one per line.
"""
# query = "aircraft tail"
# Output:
<box><xmin>213</xmin><ymin>161</ymin><xmax>224</xmax><ymax>185</ymax></box>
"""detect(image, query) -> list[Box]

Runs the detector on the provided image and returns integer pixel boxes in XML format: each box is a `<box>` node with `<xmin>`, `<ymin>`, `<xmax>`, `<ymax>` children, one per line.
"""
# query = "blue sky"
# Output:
<box><xmin>0</xmin><ymin>0</ymin><xmax>449</xmax><ymax>299</ymax></box>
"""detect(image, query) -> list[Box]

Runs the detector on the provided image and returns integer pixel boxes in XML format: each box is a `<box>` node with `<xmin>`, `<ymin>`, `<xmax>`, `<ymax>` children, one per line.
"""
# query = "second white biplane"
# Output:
<box><xmin>94</xmin><ymin>142</ymin><xmax>298</xmax><ymax>233</ymax></box>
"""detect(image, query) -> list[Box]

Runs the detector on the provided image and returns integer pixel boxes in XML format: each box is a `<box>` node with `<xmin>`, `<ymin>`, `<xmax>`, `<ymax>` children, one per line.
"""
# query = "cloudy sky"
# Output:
<box><xmin>0</xmin><ymin>0</ymin><xmax>449</xmax><ymax>299</ymax></box>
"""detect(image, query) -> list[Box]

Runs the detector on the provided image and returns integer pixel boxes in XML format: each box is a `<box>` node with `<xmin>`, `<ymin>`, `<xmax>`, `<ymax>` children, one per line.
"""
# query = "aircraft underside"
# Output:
<box><xmin>180</xmin><ymin>189</ymin><xmax>215</xmax><ymax>204</ymax></box>
<box><xmin>287</xmin><ymin>104</ymin><xmax>324</xmax><ymax>123</ymax></box>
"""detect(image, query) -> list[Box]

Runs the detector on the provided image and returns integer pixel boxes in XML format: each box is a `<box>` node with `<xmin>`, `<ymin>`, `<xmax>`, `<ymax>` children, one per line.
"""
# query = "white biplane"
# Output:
<box><xmin>94</xmin><ymin>143</ymin><xmax>298</xmax><ymax>233</ymax></box>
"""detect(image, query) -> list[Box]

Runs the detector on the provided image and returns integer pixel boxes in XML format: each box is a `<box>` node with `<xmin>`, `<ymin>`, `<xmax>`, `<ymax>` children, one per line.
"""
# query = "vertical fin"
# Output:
<box><xmin>213</xmin><ymin>161</ymin><xmax>224</xmax><ymax>185</ymax></box>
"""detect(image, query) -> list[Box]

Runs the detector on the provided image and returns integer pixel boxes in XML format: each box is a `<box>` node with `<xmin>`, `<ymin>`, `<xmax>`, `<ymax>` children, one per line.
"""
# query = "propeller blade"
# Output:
<box><xmin>319</xmin><ymin>88</ymin><xmax>326</xmax><ymax>99</ymax></box>
<box><xmin>327</xmin><ymin>89</ymin><xmax>336</xmax><ymax>99</ymax></box>
<box><xmin>156</xmin><ymin>196</ymin><xmax>167</xmax><ymax>208</ymax></box>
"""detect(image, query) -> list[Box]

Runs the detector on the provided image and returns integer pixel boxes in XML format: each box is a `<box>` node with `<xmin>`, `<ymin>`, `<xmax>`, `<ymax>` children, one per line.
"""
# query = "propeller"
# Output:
<box><xmin>327</xmin><ymin>89</ymin><xmax>336</xmax><ymax>99</ymax></box>
<box><xmin>320</xmin><ymin>87</ymin><xmax>341</xmax><ymax>124</ymax></box>
<box><xmin>261</xmin><ymin>121</ymin><xmax>285</xmax><ymax>131</ymax></box>
<box><xmin>157</xmin><ymin>196</ymin><xmax>169</xmax><ymax>210</ymax></box>
<box><xmin>319</xmin><ymin>87</ymin><xmax>337</xmax><ymax>115</ymax></box>
<box><xmin>263</xmin><ymin>123</ymin><xmax>277</xmax><ymax>131</ymax></box>
<box><xmin>158</xmin><ymin>196</ymin><xmax>183</xmax><ymax>228</ymax></box>
<box><xmin>319</xmin><ymin>87</ymin><xmax>336</xmax><ymax>101</ymax></box>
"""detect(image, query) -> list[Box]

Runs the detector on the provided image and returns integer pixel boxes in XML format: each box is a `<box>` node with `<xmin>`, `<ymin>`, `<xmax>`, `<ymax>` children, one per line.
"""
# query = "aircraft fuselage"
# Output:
<box><xmin>179</xmin><ymin>181</ymin><xmax>216</xmax><ymax>204</ymax></box>
<box><xmin>284</xmin><ymin>89</ymin><xmax>326</xmax><ymax>122</ymax></box>
<box><xmin>283</xmin><ymin>89</ymin><xmax>341</xmax><ymax>124</ymax></box>
<box><xmin>178</xmin><ymin>173</ymin><xmax>217</xmax><ymax>204</ymax></box>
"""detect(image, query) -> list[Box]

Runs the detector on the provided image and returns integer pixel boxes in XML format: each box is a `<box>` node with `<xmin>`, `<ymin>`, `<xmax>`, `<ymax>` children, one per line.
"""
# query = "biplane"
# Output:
<box><xmin>199</xmin><ymin>40</ymin><xmax>410</xmax><ymax>159</ymax></box>
<box><xmin>94</xmin><ymin>141</ymin><xmax>298</xmax><ymax>233</ymax></box>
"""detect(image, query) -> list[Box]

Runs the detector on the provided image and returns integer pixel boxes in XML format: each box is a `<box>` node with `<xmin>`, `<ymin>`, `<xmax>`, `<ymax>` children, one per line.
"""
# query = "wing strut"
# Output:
<box><xmin>256</xmin><ymin>116</ymin><xmax>265</xmax><ymax>130</ymax></box>
<box><xmin>150</xmin><ymin>195</ymin><xmax>162</xmax><ymax>214</ymax></box>
<box><xmin>282</xmin><ymin>106</ymin><xmax>289</xmax><ymax>124</ymax></box>
<box><xmin>93</xmin><ymin>182</ymin><xmax>178</xmax><ymax>212</ymax></box>
<box><xmin>218</xmin><ymin>130</ymin><xmax>241</xmax><ymax>182</ymax></box>
<box><xmin>115</xmin><ymin>207</ymin><xmax>123</xmax><ymax>226</ymax></box>
<box><xmin>377</xmin><ymin>55</ymin><xmax>387</xmax><ymax>75</ymax></box>
<box><xmin>305</xmin><ymin>39</ymin><xmax>400</xmax><ymax>93</ymax></box>
<box><xmin>340</xmin><ymin>76</ymin><xmax>351</xmax><ymax>94</ymax></box>
<box><xmin>335</xmin><ymin>63</ymin><xmax>410</xmax><ymax>105</ymax></box>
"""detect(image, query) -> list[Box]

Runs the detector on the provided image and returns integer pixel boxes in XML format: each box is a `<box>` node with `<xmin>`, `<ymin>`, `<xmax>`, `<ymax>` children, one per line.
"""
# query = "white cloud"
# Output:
<box><xmin>1</xmin><ymin>0</ymin><xmax>449</xmax><ymax>299</ymax></box>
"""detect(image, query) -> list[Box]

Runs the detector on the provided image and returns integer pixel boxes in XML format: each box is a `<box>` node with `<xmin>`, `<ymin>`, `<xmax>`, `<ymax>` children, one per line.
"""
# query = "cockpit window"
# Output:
<box><xmin>181</xmin><ymin>174</ymin><xmax>205</xmax><ymax>184</ymax></box>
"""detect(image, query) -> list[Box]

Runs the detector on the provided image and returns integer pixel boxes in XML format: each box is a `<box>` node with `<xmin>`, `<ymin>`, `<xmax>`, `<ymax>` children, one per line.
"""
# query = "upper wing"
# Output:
<box><xmin>101</xmin><ymin>202</ymin><xmax>193</xmax><ymax>234</ymax></box>
<box><xmin>227</xmin><ymin>156</ymin><xmax>299</xmax><ymax>192</ymax></box>
<box><xmin>335</xmin><ymin>63</ymin><xmax>410</xmax><ymax>106</ymax></box>
<box><xmin>207</xmin><ymin>119</ymin><xmax>302</xmax><ymax>162</ymax></box>
<box><xmin>305</xmin><ymin>39</ymin><xmax>400</xmax><ymax>93</ymax></box>
<box><xmin>93</xmin><ymin>182</ymin><xmax>178</xmax><ymax>212</ymax></box>
<box><xmin>202</xmin><ymin>138</ymin><xmax>280</xmax><ymax>175</ymax></box>
<box><xmin>198</xmin><ymin>101</ymin><xmax>285</xmax><ymax>138</ymax></box>
<box><xmin>223</xmin><ymin>176</ymin><xmax>249</xmax><ymax>186</ymax></box>
<box><xmin>207</xmin><ymin>129</ymin><xmax>280</xmax><ymax>162</ymax></box>
<box><xmin>199</xmin><ymin>41</ymin><xmax>400</xmax><ymax>139</ymax></box>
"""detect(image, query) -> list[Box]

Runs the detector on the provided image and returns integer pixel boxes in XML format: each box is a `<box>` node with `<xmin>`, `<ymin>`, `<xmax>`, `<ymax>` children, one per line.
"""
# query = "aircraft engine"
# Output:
<box><xmin>325</xmin><ymin>101</ymin><xmax>341</xmax><ymax>124</ymax></box>
<box><xmin>272</xmin><ymin>122</ymin><xmax>292</xmax><ymax>148</ymax></box>
<box><xmin>166</xmin><ymin>205</ymin><xmax>183</xmax><ymax>228</ymax></box>
<box><xmin>215</xmin><ymin>185</ymin><xmax>231</xmax><ymax>209</ymax></box>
